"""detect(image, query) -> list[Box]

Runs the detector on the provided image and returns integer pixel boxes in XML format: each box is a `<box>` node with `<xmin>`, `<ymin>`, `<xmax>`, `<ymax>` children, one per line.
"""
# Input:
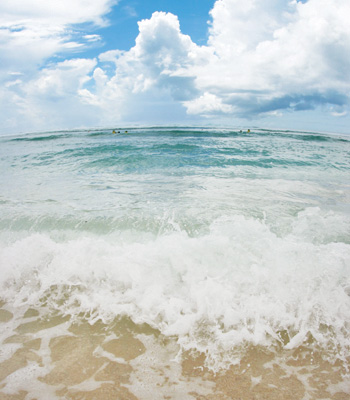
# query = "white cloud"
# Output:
<box><xmin>0</xmin><ymin>0</ymin><xmax>118</xmax><ymax>133</ymax></box>
<box><xmin>0</xmin><ymin>0</ymin><xmax>117</xmax><ymax>82</ymax></box>
<box><xmin>25</xmin><ymin>58</ymin><xmax>97</xmax><ymax>97</ymax></box>
<box><xmin>331</xmin><ymin>110</ymin><xmax>348</xmax><ymax>118</ymax></box>
<box><xmin>184</xmin><ymin>0</ymin><xmax>350</xmax><ymax>118</ymax></box>
<box><xmin>1</xmin><ymin>58</ymin><xmax>98</xmax><ymax>133</ymax></box>
<box><xmin>5</xmin><ymin>79</ymin><xmax>22</xmax><ymax>88</ymax></box>
<box><xmin>80</xmin><ymin>11</ymin><xmax>210</xmax><ymax>124</ymax></box>
<box><xmin>123</xmin><ymin>5</ymin><xmax>138</xmax><ymax>18</ymax></box>
<box><xmin>208</xmin><ymin>0</ymin><xmax>291</xmax><ymax>56</ymax></box>
<box><xmin>0</xmin><ymin>0</ymin><xmax>117</xmax><ymax>27</ymax></box>
<box><xmin>184</xmin><ymin>92</ymin><xmax>233</xmax><ymax>115</ymax></box>
<box><xmin>84</xmin><ymin>34</ymin><xmax>102</xmax><ymax>43</ymax></box>
<box><xmin>1</xmin><ymin>0</ymin><xmax>350</xmax><ymax>134</ymax></box>
<box><xmin>83</xmin><ymin>0</ymin><xmax>350</xmax><ymax>126</ymax></box>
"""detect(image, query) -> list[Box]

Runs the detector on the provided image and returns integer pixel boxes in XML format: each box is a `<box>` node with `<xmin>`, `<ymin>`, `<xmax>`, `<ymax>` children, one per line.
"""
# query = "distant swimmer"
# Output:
<box><xmin>247</xmin><ymin>129</ymin><xmax>251</xmax><ymax>133</ymax></box>
<box><xmin>112</xmin><ymin>130</ymin><xmax>116</xmax><ymax>134</ymax></box>
<box><xmin>125</xmin><ymin>130</ymin><xmax>128</xmax><ymax>133</ymax></box>
<box><xmin>239</xmin><ymin>130</ymin><xmax>242</xmax><ymax>133</ymax></box>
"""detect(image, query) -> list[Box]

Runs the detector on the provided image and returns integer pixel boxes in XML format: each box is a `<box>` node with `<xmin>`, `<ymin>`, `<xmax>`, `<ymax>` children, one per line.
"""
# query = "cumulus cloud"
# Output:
<box><xmin>79</xmin><ymin>11</ymin><xmax>211</xmax><ymax>124</ymax></box>
<box><xmin>187</xmin><ymin>0</ymin><xmax>350</xmax><ymax>118</ymax></box>
<box><xmin>108</xmin><ymin>1</ymin><xmax>348</xmax><ymax>124</ymax></box>
<box><xmin>184</xmin><ymin>92</ymin><xmax>233</xmax><ymax>115</ymax></box>
<box><xmin>0</xmin><ymin>0</ymin><xmax>117</xmax><ymax>133</ymax></box>
<box><xmin>1</xmin><ymin>58</ymin><xmax>98</xmax><ymax>133</ymax></box>
<box><xmin>84</xmin><ymin>0</ymin><xmax>350</xmax><ymax>124</ymax></box>
<box><xmin>1</xmin><ymin>0</ymin><xmax>350</xmax><ymax>134</ymax></box>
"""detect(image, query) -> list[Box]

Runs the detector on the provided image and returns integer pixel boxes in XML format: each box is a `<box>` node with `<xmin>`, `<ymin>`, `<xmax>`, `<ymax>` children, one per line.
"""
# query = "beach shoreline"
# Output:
<box><xmin>1</xmin><ymin>128</ymin><xmax>349</xmax><ymax>399</ymax></box>
<box><xmin>1</xmin><ymin>301</ymin><xmax>349</xmax><ymax>400</ymax></box>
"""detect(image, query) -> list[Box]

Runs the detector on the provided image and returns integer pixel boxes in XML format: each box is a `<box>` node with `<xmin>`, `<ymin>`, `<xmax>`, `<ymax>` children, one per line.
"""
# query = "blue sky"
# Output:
<box><xmin>56</xmin><ymin>0</ymin><xmax>214</xmax><ymax>61</ymax></box>
<box><xmin>98</xmin><ymin>1</ymin><xmax>214</xmax><ymax>49</ymax></box>
<box><xmin>1</xmin><ymin>0</ymin><xmax>349</xmax><ymax>134</ymax></box>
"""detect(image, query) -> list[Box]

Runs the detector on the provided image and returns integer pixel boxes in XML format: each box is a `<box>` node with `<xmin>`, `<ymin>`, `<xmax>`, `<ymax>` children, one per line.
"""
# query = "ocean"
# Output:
<box><xmin>0</xmin><ymin>127</ymin><xmax>349</xmax><ymax>399</ymax></box>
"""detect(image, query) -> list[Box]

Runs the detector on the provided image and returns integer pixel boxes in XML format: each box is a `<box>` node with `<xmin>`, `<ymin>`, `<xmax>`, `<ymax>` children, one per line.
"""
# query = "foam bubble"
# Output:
<box><xmin>1</xmin><ymin>212</ymin><xmax>349</xmax><ymax>369</ymax></box>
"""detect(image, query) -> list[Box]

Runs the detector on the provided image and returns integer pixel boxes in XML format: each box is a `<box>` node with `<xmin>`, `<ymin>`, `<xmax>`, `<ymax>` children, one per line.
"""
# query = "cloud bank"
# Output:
<box><xmin>1</xmin><ymin>0</ymin><xmax>350</xmax><ymax>134</ymax></box>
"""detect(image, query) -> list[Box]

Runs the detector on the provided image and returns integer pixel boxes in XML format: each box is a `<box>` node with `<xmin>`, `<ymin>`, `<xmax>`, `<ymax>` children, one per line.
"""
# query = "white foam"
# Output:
<box><xmin>1</xmin><ymin>362</ymin><xmax>59</xmax><ymax>400</ymax></box>
<box><xmin>126</xmin><ymin>334</ymin><xmax>215</xmax><ymax>400</ymax></box>
<box><xmin>327</xmin><ymin>378</ymin><xmax>350</xmax><ymax>395</ymax></box>
<box><xmin>1</xmin><ymin>209</ymin><xmax>349</xmax><ymax>371</ymax></box>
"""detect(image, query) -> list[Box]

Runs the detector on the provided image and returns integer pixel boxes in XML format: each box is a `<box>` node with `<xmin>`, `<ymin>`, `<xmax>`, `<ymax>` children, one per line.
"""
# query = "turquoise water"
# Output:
<box><xmin>0</xmin><ymin>127</ymin><xmax>349</xmax><ymax>370</ymax></box>
<box><xmin>1</xmin><ymin>127</ymin><xmax>349</xmax><ymax>233</ymax></box>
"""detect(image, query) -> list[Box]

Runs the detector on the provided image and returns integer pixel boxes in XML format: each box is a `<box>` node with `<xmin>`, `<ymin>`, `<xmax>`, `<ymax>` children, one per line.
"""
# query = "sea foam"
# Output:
<box><xmin>1</xmin><ymin>209</ymin><xmax>349</xmax><ymax>369</ymax></box>
<box><xmin>0</xmin><ymin>127</ymin><xmax>349</xmax><ymax>375</ymax></box>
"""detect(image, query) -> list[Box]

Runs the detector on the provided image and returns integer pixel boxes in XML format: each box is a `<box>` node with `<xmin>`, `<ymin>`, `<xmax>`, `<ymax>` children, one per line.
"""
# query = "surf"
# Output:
<box><xmin>0</xmin><ymin>127</ymin><xmax>349</xmax><ymax>398</ymax></box>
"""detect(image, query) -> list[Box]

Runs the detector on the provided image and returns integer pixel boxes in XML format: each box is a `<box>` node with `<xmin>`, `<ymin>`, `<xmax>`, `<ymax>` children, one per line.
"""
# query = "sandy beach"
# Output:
<box><xmin>1</xmin><ymin>301</ymin><xmax>349</xmax><ymax>400</ymax></box>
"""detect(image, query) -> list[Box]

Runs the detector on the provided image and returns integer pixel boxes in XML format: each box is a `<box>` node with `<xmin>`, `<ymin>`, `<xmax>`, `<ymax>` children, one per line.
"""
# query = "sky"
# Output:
<box><xmin>1</xmin><ymin>0</ymin><xmax>350</xmax><ymax>135</ymax></box>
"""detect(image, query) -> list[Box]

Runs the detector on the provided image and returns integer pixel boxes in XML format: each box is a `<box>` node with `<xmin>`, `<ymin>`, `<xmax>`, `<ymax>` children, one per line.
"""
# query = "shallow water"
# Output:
<box><xmin>0</xmin><ymin>127</ymin><xmax>349</xmax><ymax>398</ymax></box>
<box><xmin>0</xmin><ymin>301</ymin><xmax>349</xmax><ymax>399</ymax></box>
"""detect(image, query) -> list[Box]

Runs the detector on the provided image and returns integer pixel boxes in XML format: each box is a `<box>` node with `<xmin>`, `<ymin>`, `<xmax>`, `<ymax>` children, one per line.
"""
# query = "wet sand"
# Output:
<box><xmin>0</xmin><ymin>301</ymin><xmax>349</xmax><ymax>400</ymax></box>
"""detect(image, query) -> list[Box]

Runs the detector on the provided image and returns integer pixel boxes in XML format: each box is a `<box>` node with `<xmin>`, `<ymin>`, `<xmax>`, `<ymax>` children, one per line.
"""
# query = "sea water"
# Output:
<box><xmin>0</xmin><ymin>127</ymin><xmax>349</xmax><ymax>399</ymax></box>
